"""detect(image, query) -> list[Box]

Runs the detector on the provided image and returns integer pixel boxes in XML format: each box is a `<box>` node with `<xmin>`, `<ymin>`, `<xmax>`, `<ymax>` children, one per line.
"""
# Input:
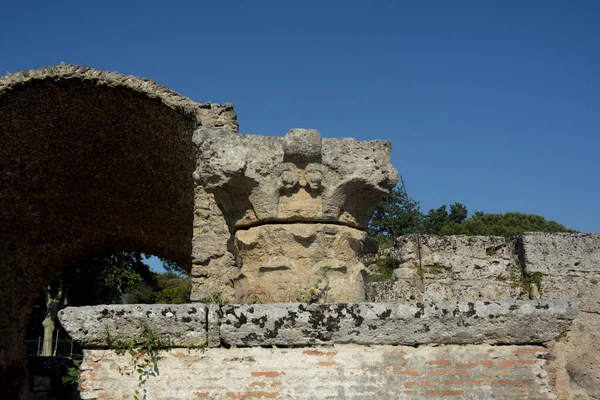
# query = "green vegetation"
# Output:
<box><xmin>439</xmin><ymin>212</ymin><xmax>575</xmax><ymax>237</ymax></box>
<box><xmin>367</xmin><ymin>178</ymin><xmax>422</xmax><ymax>247</ymax></box>
<box><xmin>127</xmin><ymin>271</ymin><xmax>191</xmax><ymax>304</ymax></box>
<box><xmin>554</xmin><ymin>330</ymin><xmax>569</xmax><ymax>343</ymax></box>
<box><xmin>61</xmin><ymin>360</ymin><xmax>82</xmax><ymax>386</ymax></box>
<box><xmin>427</xmin><ymin>263</ymin><xmax>451</xmax><ymax>275</ymax></box>
<box><xmin>368</xmin><ymin>178</ymin><xmax>575</xmax><ymax>241</ymax></box>
<box><xmin>366</xmin><ymin>259</ymin><xmax>395</xmax><ymax>283</ymax></box>
<box><xmin>198</xmin><ymin>292</ymin><xmax>228</xmax><ymax>305</ymax></box>
<box><xmin>298</xmin><ymin>266</ymin><xmax>332</xmax><ymax>303</ymax></box>
<box><xmin>522</xmin><ymin>272</ymin><xmax>544</xmax><ymax>291</ymax></box>
<box><xmin>27</xmin><ymin>253</ymin><xmax>190</xmax><ymax>359</ymax></box>
<box><xmin>107</xmin><ymin>325</ymin><xmax>165</xmax><ymax>400</ymax></box>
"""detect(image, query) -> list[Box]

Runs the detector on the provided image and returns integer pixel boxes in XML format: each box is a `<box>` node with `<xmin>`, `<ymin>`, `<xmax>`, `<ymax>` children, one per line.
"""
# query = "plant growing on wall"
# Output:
<box><xmin>106</xmin><ymin>325</ymin><xmax>166</xmax><ymax>400</ymax></box>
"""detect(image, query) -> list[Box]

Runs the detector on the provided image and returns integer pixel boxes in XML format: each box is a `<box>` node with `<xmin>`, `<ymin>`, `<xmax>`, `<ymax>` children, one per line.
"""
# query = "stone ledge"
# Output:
<box><xmin>58</xmin><ymin>304</ymin><xmax>208</xmax><ymax>347</ymax></box>
<box><xmin>59</xmin><ymin>301</ymin><xmax>578</xmax><ymax>348</ymax></box>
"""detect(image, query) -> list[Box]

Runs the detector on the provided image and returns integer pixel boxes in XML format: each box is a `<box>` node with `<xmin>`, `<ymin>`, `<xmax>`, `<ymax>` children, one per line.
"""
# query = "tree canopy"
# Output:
<box><xmin>438</xmin><ymin>211</ymin><xmax>575</xmax><ymax>237</ymax></box>
<box><xmin>126</xmin><ymin>272</ymin><xmax>191</xmax><ymax>304</ymax></box>
<box><xmin>367</xmin><ymin>179</ymin><xmax>575</xmax><ymax>244</ymax></box>
<box><xmin>367</xmin><ymin>178</ymin><xmax>421</xmax><ymax>246</ymax></box>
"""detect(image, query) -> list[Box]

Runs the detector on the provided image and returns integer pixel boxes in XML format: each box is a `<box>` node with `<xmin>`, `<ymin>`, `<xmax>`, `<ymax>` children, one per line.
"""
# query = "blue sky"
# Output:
<box><xmin>2</xmin><ymin>0</ymin><xmax>599</xmax><ymax>259</ymax></box>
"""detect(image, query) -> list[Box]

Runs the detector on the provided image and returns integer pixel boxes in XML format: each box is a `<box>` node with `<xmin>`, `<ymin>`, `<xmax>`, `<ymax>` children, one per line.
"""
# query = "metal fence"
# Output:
<box><xmin>25</xmin><ymin>337</ymin><xmax>83</xmax><ymax>360</ymax></box>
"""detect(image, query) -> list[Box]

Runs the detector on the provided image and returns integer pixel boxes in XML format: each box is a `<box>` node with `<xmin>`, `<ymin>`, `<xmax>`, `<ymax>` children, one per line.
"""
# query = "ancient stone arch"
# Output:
<box><xmin>0</xmin><ymin>65</ymin><xmax>238</xmax><ymax>397</ymax></box>
<box><xmin>0</xmin><ymin>65</ymin><xmax>397</xmax><ymax>398</ymax></box>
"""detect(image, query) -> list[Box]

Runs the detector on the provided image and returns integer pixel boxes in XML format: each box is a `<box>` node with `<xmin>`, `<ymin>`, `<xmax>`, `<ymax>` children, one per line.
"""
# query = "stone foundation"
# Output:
<box><xmin>59</xmin><ymin>301</ymin><xmax>578</xmax><ymax>399</ymax></box>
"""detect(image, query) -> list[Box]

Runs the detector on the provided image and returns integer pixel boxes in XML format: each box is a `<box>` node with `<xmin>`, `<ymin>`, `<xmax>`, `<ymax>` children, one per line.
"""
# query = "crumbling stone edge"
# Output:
<box><xmin>59</xmin><ymin>300</ymin><xmax>578</xmax><ymax>349</ymax></box>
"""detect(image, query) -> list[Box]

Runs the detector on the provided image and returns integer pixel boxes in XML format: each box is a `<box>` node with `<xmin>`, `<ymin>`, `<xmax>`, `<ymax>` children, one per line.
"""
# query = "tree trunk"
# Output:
<box><xmin>41</xmin><ymin>313</ymin><xmax>55</xmax><ymax>356</ymax></box>
<box><xmin>41</xmin><ymin>280</ymin><xmax>65</xmax><ymax>356</ymax></box>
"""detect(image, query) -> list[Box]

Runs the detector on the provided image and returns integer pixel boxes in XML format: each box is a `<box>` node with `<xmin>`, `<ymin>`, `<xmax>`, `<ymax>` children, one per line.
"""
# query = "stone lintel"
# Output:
<box><xmin>59</xmin><ymin>301</ymin><xmax>578</xmax><ymax>348</ymax></box>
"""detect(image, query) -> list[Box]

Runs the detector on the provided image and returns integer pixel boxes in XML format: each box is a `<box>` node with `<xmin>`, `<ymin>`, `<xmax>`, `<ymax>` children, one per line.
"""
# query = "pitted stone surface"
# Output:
<box><xmin>57</xmin><ymin>301</ymin><xmax>577</xmax><ymax>349</ymax></box>
<box><xmin>217</xmin><ymin>301</ymin><xmax>578</xmax><ymax>347</ymax></box>
<box><xmin>519</xmin><ymin>233</ymin><xmax>600</xmax><ymax>311</ymax></box>
<box><xmin>233</xmin><ymin>224</ymin><xmax>367</xmax><ymax>303</ymax></box>
<box><xmin>192</xmin><ymin>128</ymin><xmax>398</xmax><ymax>229</ymax></box>
<box><xmin>58</xmin><ymin>304</ymin><xmax>208</xmax><ymax>347</ymax></box>
<box><xmin>192</xmin><ymin>127</ymin><xmax>397</xmax><ymax>304</ymax></box>
<box><xmin>368</xmin><ymin>235</ymin><xmax>525</xmax><ymax>303</ymax></box>
<box><xmin>282</xmin><ymin>128</ymin><xmax>322</xmax><ymax>163</ymax></box>
<box><xmin>190</xmin><ymin>187</ymin><xmax>237</xmax><ymax>302</ymax></box>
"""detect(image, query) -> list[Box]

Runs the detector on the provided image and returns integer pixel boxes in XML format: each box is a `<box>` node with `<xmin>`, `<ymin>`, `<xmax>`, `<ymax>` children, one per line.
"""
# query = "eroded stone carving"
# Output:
<box><xmin>233</xmin><ymin>224</ymin><xmax>367</xmax><ymax>303</ymax></box>
<box><xmin>193</xmin><ymin>128</ymin><xmax>398</xmax><ymax>302</ymax></box>
<box><xmin>193</xmin><ymin>128</ymin><xmax>398</xmax><ymax>229</ymax></box>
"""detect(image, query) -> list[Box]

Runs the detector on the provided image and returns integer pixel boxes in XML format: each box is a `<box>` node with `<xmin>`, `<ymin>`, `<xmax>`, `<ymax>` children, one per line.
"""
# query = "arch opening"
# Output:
<box><xmin>0</xmin><ymin>67</ymin><xmax>201</xmax><ymax>398</ymax></box>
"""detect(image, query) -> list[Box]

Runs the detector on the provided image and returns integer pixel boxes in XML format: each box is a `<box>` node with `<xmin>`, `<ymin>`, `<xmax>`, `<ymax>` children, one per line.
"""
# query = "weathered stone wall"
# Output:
<box><xmin>190</xmin><ymin>187</ymin><xmax>236</xmax><ymax>302</ymax></box>
<box><xmin>3</xmin><ymin>64</ymin><xmax>590</xmax><ymax>399</ymax></box>
<box><xmin>58</xmin><ymin>302</ymin><xmax>578</xmax><ymax>399</ymax></box>
<box><xmin>78</xmin><ymin>344</ymin><xmax>562</xmax><ymax>400</ymax></box>
<box><xmin>518</xmin><ymin>233</ymin><xmax>600</xmax><ymax>400</ymax></box>
<box><xmin>367</xmin><ymin>233</ymin><xmax>600</xmax><ymax>399</ymax></box>
<box><xmin>367</xmin><ymin>235</ymin><xmax>524</xmax><ymax>302</ymax></box>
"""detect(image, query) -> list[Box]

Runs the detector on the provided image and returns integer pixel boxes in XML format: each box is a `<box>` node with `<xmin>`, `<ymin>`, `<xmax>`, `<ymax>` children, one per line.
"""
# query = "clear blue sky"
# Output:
<box><xmin>2</xmin><ymin>0</ymin><xmax>599</xmax><ymax>241</ymax></box>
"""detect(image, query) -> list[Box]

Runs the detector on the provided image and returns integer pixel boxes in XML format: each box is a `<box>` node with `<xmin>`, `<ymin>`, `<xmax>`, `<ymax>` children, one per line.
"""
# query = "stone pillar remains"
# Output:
<box><xmin>192</xmin><ymin>128</ymin><xmax>398</xmax><ymax>303</ymax></box>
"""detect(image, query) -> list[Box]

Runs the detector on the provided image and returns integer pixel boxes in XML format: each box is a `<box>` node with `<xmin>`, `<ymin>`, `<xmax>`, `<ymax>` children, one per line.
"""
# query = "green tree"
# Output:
<box><xmin>367</xmin><ymin>177</ymin><xmax>422</xmax><ymax>247</ymax></box>
<box><xmin>158</xmin><ymin>256</ymin><xmax>187</xmax><ymax>276</ymax></box>
<box><xmin>127</xmin><ymin>272</ymin><xmax>191</xmax><ymax>304</ymax></box>
<box><xmin>422</xmin><ymin>202</ymin><xmax>468</xmax><ymax>234</ymax></box>
<box><xmin>368</xmin><ymin>186</ymin><xmax>575</xmax><ymax>243</ymax></box>
<box><xmin>439</xmin><ymin>212</ymin><xmax>575</xmax><ymax>237</ymax></box>
<box><xmin>29</xmin><ymin>252</ymin><xmax>157</xmax><ymax>355</ymax></box>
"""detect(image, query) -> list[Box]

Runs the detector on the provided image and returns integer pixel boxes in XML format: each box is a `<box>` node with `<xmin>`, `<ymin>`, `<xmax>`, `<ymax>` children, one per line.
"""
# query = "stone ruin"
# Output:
<box><xmin>0</xmin><ymin>65</ymin><xmax>596</xmax><ymax>399</ymax></box>
<box><xmin>192</xmin><ymin>127</ymin><xmax>396</xmax><ymax>303</ymax></box>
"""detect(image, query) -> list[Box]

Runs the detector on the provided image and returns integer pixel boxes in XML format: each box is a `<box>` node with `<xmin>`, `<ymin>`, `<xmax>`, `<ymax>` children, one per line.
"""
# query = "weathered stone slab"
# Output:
<box><xmin>518</xmin><ymin>233</ymin><xmax>600</xmax><ymax>397</ymax></box>
<box><xmin>59</xmin><ymin>301</ymin><xmax>578</xmax><ymax>349</ymax></box>
<box><xmin>367</xmin><ymin>280</ymin><xmax>525</xmax><ymax>303</ymax></box>
<box><xmin>218</xmin><ymin>301</ymin><xmax>578</xmax><ymax>347</ymax></box>
<box><xmin>207</xmin><ymin>304</ymin><xmax>222</xmax><ymax>348</ymax></box>
<box><xmin>519</xmin><ymin>232</ymin><xmax>600</xmax><ymax>276</ymax></box>
<box><xmin>58</xmin><ymin>304</ymin><xmax>208</xmax><ymax>347</ymax></box>
<box><xmin>394</xmin><ymin>235</ymin><xmax>518</xmax><ymax>280</ymax></box>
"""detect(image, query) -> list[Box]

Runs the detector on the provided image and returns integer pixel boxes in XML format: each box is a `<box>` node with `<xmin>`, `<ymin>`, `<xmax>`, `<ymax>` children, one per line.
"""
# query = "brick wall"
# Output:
<box><xmin>79</xmin><ymin>344</ymin><xmax>560</xmax><ymax>400</ymax></box>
